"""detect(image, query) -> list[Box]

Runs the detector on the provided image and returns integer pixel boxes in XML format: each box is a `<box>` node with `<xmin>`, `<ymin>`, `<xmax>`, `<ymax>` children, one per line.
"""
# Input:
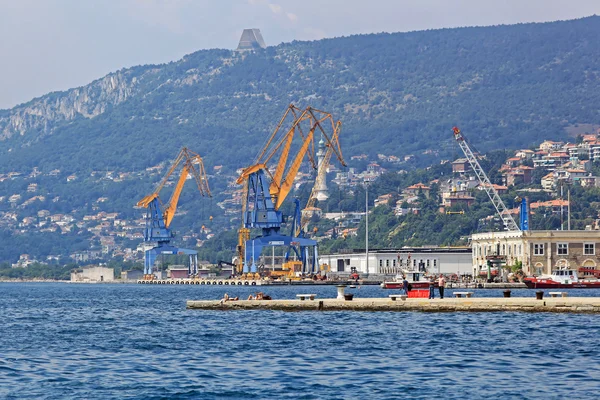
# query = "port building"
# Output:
<box><xmin>320</xmin><ymin>247</ymin><xmax>472</xmax><ymax>276</ymax></box>
<box><xmin>470</xmin><ymin>230</ymin><xmax>600</xmax><ymax>276</ymax></box>
<box><xmin>70</xmin><ymin>265</ymin><xmax>115</xmax><ymax>282</ymax></box>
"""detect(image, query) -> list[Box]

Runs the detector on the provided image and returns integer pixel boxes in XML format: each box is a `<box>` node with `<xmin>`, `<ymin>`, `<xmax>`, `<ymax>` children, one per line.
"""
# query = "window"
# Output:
<box><xmin>379</xmin><ymin>260</ymin><xmax>383</xmax><ymax>267</ymax></box>
<box><xmin>393</xmin><ymin>259</ymin><xmax>396</xmax><ymax>267</ymax></box>
<box><xmin>558</xmin><ymin>243</ymin><xmax>568</xmax><ymax>255</ymax></box>
<box><xmin>433</xmin><ymin>260</ymin><xmax>437</xmax><ymax>267</ymax></box>
<box><xmin>386</xmin><ymin>259</ymin><xmax>389</xmax><ymax>267</ymax></box>
<box><xmin>426</xmin><ymin>260</ymin><xmax>430</xmax><ymax>267</ymax></box>
<box><xmin>533</xmin><ymin>244</ymin><xmax>544</xmax><ymax>256</ymax></box>
<box><xmin>585</xmin><ymin>243</ymin><xmax>595</xmax><ymax>255</ymax></box>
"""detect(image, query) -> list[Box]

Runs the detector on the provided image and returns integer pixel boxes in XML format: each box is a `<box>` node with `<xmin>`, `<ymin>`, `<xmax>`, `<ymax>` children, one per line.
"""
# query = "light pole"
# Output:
<box><xmin>365</xmin><ymin>182</ymin><xmax>369</xmax><ymax>275</ymax></box>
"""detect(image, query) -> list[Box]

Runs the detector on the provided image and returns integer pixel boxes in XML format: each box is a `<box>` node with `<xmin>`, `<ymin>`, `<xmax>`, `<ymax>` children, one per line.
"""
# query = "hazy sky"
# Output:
<box><xmin>1</xmin><ymin>0</ymin><xmax>599</xmax><ymax>109</ymax></box>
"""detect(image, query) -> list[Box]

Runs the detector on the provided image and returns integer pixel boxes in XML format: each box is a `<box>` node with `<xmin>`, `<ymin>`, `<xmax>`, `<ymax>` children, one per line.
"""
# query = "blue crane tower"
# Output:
<box><xmin>136</xmin><ymin>148</ymin><xmax>211</xmax><ymax>279</ymax></box>
<box><xmin>236</xmin><ymin>105</ymin><xmax>345</xmax><ymax>276</ymax></box>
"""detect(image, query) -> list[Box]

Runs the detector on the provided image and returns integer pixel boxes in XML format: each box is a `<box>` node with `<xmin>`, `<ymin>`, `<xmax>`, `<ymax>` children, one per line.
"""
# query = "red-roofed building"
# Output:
<box><xmin>476</xmin><ymin>183</ymin><xmax>508</xmax><ymax>195</ymax></box>
<box><xmin>502</xmin><ymin>166</ymin><xmax>533</xmax><ymax>186</ymax></box>
<box><xmin>443</xmin><ymin>193</ymin><xmax>475</xmax><ymax>208</ymax></box>
<box><xmin>583</xmin><ymin>134</ymin><xmax>598</xmax><ymax>143</ymax></box>
<box><xmin>541</xmin><ymin>172</ymin><xmax>555</xmax><ymax>191</ymax></box>
<box><xmin>505</xmin><ymin>157</ymin><xmax>522</xmax><ymax>167</ymax></box>
<box><xmin>404</xmin><ymin>183</ymin><xmax>431</xmax><ymax>198</ymax></box>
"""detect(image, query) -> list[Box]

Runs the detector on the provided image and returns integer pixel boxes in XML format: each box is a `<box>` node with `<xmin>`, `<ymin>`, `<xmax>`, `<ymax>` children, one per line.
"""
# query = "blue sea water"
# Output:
<box><xmin>1</xmin><ymin>283</ymin><xmax>600</xmax><ymax>399</ymax></box>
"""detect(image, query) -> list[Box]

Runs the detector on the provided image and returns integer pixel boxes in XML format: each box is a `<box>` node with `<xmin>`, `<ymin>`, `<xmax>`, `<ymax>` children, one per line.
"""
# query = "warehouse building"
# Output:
<box><xmin>320</xmin><ymin>247</ymin><xmax>472</xmax><ymax>277</ymax></box>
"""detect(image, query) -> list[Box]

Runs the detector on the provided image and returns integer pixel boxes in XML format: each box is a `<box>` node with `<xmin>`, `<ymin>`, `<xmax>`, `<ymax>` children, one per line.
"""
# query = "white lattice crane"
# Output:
<box><xmin>452</xmin><ymin>126</ymin><xmax>520</xmax><ymax>232</ymax></box>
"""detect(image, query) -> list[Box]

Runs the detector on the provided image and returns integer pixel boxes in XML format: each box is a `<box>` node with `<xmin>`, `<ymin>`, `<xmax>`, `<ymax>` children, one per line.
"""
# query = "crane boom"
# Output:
<box><xmin>452</xmin><ymin>127</ymin><xmax>520</xmax><ymax>231</ymax></box>
<box><xmin>163</xmin><ymin>164</ymin><xmax>190</xmax><ymax>228</ymax></box>
<box><xmin>299</xmin><ymin>120</ymin><xmax>343</xmax><ymax>234</ymax></box>
<box><xmin>136</xmin><ymin>147</ymin><xmax>212</xmax><ymax>242</ymax></box>
<box><xmin>275</xmin><ymin>127</ymin><xmax>315</xmax><ymax>209</ymax></box>
<box><xmin>235</xmin><ymin>105</ymin><xmax>345</xmax><ymax>275</ymax></box>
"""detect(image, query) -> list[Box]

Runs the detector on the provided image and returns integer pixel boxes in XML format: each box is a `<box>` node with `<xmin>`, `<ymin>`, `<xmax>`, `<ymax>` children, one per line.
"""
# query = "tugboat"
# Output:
<box><xmin>524</xmin><ymin>268</ymin><xmax>600</xmax><ymax>289</ymax></box>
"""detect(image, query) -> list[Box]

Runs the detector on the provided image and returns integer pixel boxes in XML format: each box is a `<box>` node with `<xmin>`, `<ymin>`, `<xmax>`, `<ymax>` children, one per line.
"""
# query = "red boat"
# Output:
<box><xmin>524</xmin><ymin>268</ymin><xmax>600</xmax><ymax>289</ymax></box>
<box><xmin>381</xmin><ymin>271</ymin><xmax>432</xmax><ymax>289</ymax></box>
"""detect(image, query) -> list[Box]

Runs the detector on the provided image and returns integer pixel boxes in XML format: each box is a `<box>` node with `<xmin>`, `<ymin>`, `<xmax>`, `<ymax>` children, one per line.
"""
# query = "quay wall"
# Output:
<box><xmin>187</xmin><ymin>297</ymin><xmax>600</xmax><ymax>313</ymax></box>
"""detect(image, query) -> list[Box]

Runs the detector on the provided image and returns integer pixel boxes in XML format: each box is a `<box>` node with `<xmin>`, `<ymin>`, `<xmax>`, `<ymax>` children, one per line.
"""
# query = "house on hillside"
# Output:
<box><xmin>452</xmin><ymin>158</ymin><xmax>470</xmax><ymax>173</ymax></box>
<box><xmin>374</xmin><ymin>194</ymin><xmax>393</xmax><ymax>207</ymax></box>
<box><xmin>505</xmin><ymin>157</ymin><xmax>522</xmax><ymax>168</ymax></box>
<box><xmin>539</xmin><ymin>140</ymin><xmax>564</xmax><ymax>152</ymax></box>
<box><xmin>515</xmin><ymin>149</ymin><xmax>535</xmax><ymax>160</ymax></box>
<box><xmin>443</xmin><ymin>193</ymin><xmax>475</xmax><ymax>207</ymax></box>
<box><xmin>404</xmin><ymin>183</ymin><xmax>430</xmax><ymax>198</ymax></box>
<box><xmin>580</xmin><ymin>176</ymin><xmax>600</xmax><ymax>188</ymax></box>
<box><xmin>502</xmin><ymin>166</ymin><xmax>533</xmax><ymax>186</ymax></box>
<box><xmin>541</xmin><ymin>173</ymin><xmax>555</xmax><ymax>191</ymax></box>
<box><xmin>476</xmin><ymin>183</ymin><xmax>508</xmax><ymax>195</ymax></box>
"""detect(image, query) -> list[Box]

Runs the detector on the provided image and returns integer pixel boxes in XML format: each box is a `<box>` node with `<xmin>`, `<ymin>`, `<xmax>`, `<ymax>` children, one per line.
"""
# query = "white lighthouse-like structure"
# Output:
<box><xmin>314</xmin><ymin>137</ymin><xmax>329</xmax><ymax>201</ymax></box>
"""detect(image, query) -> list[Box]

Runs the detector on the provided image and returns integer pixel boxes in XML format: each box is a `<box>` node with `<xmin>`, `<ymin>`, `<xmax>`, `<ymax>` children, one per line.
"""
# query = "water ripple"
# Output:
<box><xmin>2</xmin><ymin>283</ymin><xmax>600</xmax><ymax>399</ymax></box>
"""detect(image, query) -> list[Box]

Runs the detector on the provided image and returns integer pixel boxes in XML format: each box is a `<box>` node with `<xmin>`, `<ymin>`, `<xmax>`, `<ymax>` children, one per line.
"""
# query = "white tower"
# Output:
<box><xmin>314</xmin><ymin>137</ymin><xmax>329</xmax><ymax>201</ymax></box>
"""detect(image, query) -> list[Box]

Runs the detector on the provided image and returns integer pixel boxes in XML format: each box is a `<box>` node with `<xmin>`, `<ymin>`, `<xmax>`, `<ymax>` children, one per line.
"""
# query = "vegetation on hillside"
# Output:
<box><xmin>3</xmin><ymin>17</ymin><xmax>600</xmax><ymax>264</ymax></box>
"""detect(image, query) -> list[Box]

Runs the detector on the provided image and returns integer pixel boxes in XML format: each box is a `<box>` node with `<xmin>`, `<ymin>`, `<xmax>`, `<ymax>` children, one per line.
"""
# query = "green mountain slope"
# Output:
<box><xmin>2</xmin><ymin>17</ymin><xmax>600</xmax><ymax>264</ymax></box>
<box><xmin>2</xmin><ymin>17</ymin><xmax>600</xmax><ymax>174</ymax></box>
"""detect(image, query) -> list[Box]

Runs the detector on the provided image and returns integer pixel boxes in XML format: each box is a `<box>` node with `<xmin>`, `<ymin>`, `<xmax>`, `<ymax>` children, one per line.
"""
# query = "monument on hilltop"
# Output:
<box><xmin>236</xmin><ymin>29</ymin><xmax>266</xmax><ymax>51</ymax></box>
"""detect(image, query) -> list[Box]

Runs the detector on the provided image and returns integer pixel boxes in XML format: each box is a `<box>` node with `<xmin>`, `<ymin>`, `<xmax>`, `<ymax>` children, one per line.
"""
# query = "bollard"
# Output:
<box><xmin>503</xmin><ymin>290</ymin><xmax>511</xmax><ymax>298</ymax></box>
<box><xmin>535</xmin><ymin>291</ymin><xmax>544</xmax><ymax>300</ymax></box>
<box><xmin>344</xmin><ymin>293</ymin><xmax>354</xmax><ymax>301</ymax></box>
<box><xmin>336</xmin><ymin>285</ymin><xmax>346</xmax><ymax>300</ymax></box>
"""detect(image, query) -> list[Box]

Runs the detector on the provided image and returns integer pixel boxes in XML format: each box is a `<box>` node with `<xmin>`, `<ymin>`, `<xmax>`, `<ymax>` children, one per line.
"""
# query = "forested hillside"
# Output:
<box><xmin>2</xmin><ymin>16</ymin><xmax>600</xmax><ymax>264</ymax></box>
<box><xmin>2</xmin><ymin>16</ymin><xmax>600</xmax><ymax>175</ymax></box>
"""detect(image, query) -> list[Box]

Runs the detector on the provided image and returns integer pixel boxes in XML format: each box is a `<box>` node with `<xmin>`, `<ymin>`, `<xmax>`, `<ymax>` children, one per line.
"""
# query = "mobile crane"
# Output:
<box><xmin>452</xmin><ymin>126</ymin><xmax>520</xmax><ymax>231</ymax></box>
<box><xmin>136</xmin><ymin>148</ymin><xmax>211</xmax><ymax>279</ymax></box>
<box><xmin>236</xmin><ymin>105</ymin><xmax>345</xmax><ymax>276</ymax></box>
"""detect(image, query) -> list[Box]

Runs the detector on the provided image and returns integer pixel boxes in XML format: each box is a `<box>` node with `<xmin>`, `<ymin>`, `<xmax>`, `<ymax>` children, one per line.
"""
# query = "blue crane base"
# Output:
<box><xmin>244</xmin><ymin>234</ymin><xmax>318</xmax><ymax>274</ymax></box>
<box><xmin>144</xmin><ymin>245</ymin><xmax>199</xmax><ymax>276</ymax></box>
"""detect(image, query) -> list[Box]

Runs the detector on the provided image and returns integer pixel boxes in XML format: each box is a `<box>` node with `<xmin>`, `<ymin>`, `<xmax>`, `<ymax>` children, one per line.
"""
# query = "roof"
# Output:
<box><xmin>407</xmin><ymin>183</ymin><xmax>430</xmax><ymax>190</ymax></box>
<box><xmin>452</xmin><ymin>158</ymin><xmax>469</xmax><ymax>164</ymax></box>
<box><xmin>486</xmin><ymin>183</ymin><xmax>507</xmax><ymax>190</ymax></box>
<box><xmin>540</xmin><ymin>140</ymin><xmax>564</xmax><ymax>145</ymax></box>
<box><xmin>530</xmin><ymin>200</ymin><xmax>570</xmax><ymax>208</ymax></box>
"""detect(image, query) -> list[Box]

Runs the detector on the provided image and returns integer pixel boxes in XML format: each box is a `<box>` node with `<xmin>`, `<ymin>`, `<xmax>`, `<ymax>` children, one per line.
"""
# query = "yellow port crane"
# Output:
<box><xmin>235</xmin><ymin>105</ymin><xmax>345</xmax><ymax>276</ymax></box>
<box><xmin>136</xmin><ymin>147</ymin><xmax>211</xmax><ymax>279</ymax></box>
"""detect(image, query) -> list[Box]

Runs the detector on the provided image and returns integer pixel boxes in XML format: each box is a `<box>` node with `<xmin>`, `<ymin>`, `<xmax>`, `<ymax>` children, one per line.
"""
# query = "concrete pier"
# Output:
<box><xmin>186</xmin><ymin>297</ymin><xmax>600</xmax><ymax>313</ymax></box>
